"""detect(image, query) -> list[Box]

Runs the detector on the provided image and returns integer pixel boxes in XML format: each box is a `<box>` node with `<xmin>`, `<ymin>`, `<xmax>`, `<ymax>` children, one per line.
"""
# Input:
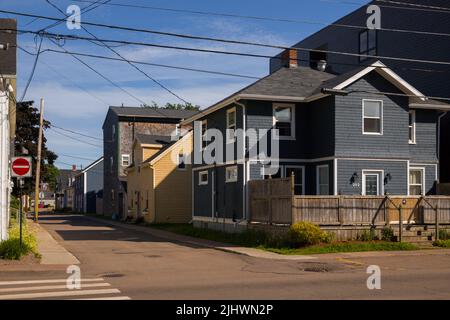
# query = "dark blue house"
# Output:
<box><xmin>182</xmin><ymin>56</ymin><xmax>449</xmax><ymax>225</ymax></box>
<box><xmin>74</xmin><ymin>157</ymin><xmax>104</xmax><ymax>214</ymax></box>
<box><xmin>270</xmin><ymin>0</ymin><xmax>450</xmax><ymax>182</ymax></box>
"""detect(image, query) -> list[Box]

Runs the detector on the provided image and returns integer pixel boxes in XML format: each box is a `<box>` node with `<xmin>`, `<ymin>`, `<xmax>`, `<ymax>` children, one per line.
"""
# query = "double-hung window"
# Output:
<box><xmin>409</xmin><ymin>168</ymin><xmax>425</xmax><ymax>196</ymax></box>
<box><xmin>226</xmin><ymin>108</ymin><xmax>236</xmax><ymax>141</ymax></box>
<box><xmin>273</xmin><ymin>104</ymin><xmax>295</xmax><ymax>139</ymax></box>
<box><xmin>363</xmin><ymin>100</ymin><xmax>383</xmax><ymax>135</ymax></box>
<box><xmin>122</xmin><ymin>154</ymin><xmax>130</xmax><ymax>167</ymax></box>
<box><xmin>409</xmin><ymin>110</ymin><xmax>416</xmax><ymax>144</ymax></box>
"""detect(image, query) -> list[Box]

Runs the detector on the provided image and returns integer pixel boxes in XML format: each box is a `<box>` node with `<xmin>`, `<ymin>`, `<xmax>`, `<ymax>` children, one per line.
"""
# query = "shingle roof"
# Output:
<box><xmin>136</xmin><ymin>134</ymin><xmax>172</xmax><ymax>146</ymax></box>
<box><xmin>110</xmin><ymin>106</ymin><xmax>198</xmax><ymax>119</ymax></box>
<box><xmin>240</xmin><ymin>66</ymin><xmax>336</xmax><ymax>97</ymax></box>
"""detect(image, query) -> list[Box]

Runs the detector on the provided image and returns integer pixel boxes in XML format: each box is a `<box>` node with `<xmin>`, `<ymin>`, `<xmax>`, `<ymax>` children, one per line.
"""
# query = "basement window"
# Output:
<box><xmin>199</xmin><ymin>171</ymin><xmax>209</xmax><ymax>186</ymax></box>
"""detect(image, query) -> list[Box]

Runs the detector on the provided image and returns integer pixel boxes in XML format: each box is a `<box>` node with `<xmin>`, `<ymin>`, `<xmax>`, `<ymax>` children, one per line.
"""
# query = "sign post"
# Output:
<box><xmin>11</xmin><ymin>157</ymin><xmax>32</xmax><ymax>248</ymax></box>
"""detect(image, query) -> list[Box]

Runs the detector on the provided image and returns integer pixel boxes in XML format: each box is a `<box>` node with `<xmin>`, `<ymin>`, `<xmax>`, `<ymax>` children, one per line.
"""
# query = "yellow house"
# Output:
<box><xmin>127</xmin><ymin>132</ymin><xmax>192</xmax><ymax>223</ymax></box>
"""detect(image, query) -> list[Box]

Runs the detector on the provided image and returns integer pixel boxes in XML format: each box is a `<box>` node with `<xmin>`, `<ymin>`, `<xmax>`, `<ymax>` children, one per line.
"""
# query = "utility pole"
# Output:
<box><xmin>34</xmin><ymin>98</ymin><xmax>44</xmax><ymax>223</ymax></box>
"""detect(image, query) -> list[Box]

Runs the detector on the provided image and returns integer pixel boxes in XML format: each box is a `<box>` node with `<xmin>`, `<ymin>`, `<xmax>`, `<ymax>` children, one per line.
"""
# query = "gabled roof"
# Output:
<box><xmin>143</xmin><ymin>131</ymin><xmax>192</xmax><ymax>166</ymax></box>
<box><xmin>109</xmin><ymin>106</ymin><xmax>198</xmax><ymax>119</ymax></box>
<box><xmin>182</xmin><ymin>61</ymin><xmax>450</xmax><ymax>125</ymax></box>
<box><xmin>79</xmin><ymin>157</ymin><xmax>104</xmax><ymax>175</ymax></box>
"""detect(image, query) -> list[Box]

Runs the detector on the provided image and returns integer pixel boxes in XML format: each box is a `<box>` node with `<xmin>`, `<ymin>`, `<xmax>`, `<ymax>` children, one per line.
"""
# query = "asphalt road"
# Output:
<box><xmin>1</xmin><ymin>214</ymin><xmax>450</xmax><ymax>300</ymax></box>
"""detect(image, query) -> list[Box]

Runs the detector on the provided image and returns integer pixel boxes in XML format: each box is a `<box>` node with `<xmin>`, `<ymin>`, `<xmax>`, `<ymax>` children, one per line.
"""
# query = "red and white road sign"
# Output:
<box><xmin>11</xmin><ymin>157</ymin><xmax>32</xmax><ymax>178</ymax></box>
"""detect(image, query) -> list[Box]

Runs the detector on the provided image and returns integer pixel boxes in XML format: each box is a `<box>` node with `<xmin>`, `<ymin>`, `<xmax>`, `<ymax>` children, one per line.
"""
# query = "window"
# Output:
<box><xmin>273</xmin><ymin>104</ymin><xmax>295</xmax><ymax>139</ymax></box>
<box><xmin>359</xmin><ymin>29</ymin><xmax>377</xmax><ymax>61</ymax></box>
<box><xmin>178</xmin><ymin>154</ymin><xmax>186</xmax><ymax>170</ymax></box>
<box><xmin>409</xmin><ymin>110</ymin><xmax>416</xmax><ymax>144</ymax></box>
<box><xmin>317</xmin><ymin>165</ymin><xmax>330</xmax><ymax>195</ymax></box>
<box><xmin>201</xmin><ymin>120</ymin><xmax>208</xmax><ymax>150</ymax></box>
<box><xmin>409</xmin><ymin>168</ymin><xmax>425</xmax><ymax>196</ymax></box>
<box><xmin>199</xmin><ymin>171</ymin><xmax>209</xmax><ymax>185</ymax></box>
<box><xmin>362</xmin><ymin>171</ymin><xmax>382</xmax><ymax>196</ymax></box>
<box><xmin>121</xmin><ymin>154</ymin><xmax>130</xmax><ymax>167</ymax></box>
<box><xmin>363</xmin><ymin>100</ymin><xmax>383</xmax><ymax>134</ymax></box>
<box><xmin>227</xmin><ymin>108</ymin><xmax>236</xmax><ymax>141</ymax></box>
<box><xmin>285</xmin><ymin>167</ymin><xmax>305</xmax><ymax>195</ymax></box>
<box><xmin>225</xmin><ymin>166</ymin><xmax>238</xmax><ymax>183</ymax></box>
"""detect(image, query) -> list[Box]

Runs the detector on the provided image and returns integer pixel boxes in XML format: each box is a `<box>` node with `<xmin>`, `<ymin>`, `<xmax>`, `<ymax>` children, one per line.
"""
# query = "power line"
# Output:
<box><xmin>49</xmin><ymin>127</ymin><xmax>103</xmax><ymax>148</ymax></box>
<box><xmin>58</xmin><ymin>153</ymin><xmax>98</xmax><ymax>161</ymax></box>
<box><xmin>7</xmin><ymin>28</ymin><xmax>450</xmax><ymax>67</ymax></box>
<box><xmin>375</xmin><ymin>0</ymin><xmax>450</xmax><ymax>12</ymax></box>
<box><xmin>45</xmin><ymin>0</ymin><xmax>189</xmax><ymax>104</ymax></box>
<box><xmin>49</xmin><ymin>124</ymin><xmax>103</xmax><ymax>141</ymax></box>
<box><xmin>19</xmin><ymin>35</ymin><xmax>43</xmax><ymax>102</ymax></box>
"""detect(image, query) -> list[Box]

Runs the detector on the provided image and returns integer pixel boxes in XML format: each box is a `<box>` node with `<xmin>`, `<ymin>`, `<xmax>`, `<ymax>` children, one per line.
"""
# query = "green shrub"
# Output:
<box><xmin>438</xmin><ymin>229</ymin><xmax>449</xmax><ymax>241</ymax></box>
<box><xmin>381</xmin><ymin>227</ymin><xmax>395</xmax><ymax>242</ymax></box>
<box><xmin>433</xmin><ymin>239</ymin><xmax>450</xmax><ymax>248</ymax></box>
<box><xmin>358</xmin><ymin>228</ymin><xmax>378</xmax><ymax>241</ymax></box>
<box><xmin>286</xmin><ymin>222</ymin><xmax>333</xmax><ymax>248</ymax></box>
<box><xmin>0</xmin><ymin>222</ymin><xmax>38</xmax><ymax>260</ymax></box>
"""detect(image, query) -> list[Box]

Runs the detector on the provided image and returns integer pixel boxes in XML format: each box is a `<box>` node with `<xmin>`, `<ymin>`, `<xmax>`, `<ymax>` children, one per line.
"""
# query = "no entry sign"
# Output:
<box><xmin>11</xmin><ymin>157</ymin><xmax>32</xmax><ymax>178</ymax></box>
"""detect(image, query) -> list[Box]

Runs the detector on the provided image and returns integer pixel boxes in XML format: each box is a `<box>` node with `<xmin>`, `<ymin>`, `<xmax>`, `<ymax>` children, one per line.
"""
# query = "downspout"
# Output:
<box><xmin>437</xmin><ymin>111</ymin><xmax>448</xmax><ymax>184</ymax></box>
<box><xmin>234</xmin><ymin>99</ymin><xmax>247</xmax><ymax>223</ymax></box>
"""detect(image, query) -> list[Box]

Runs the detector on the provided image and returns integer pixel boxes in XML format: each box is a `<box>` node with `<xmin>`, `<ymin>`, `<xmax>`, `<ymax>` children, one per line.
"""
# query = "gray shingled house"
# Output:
<box><xmin>181</xmin><ymin>56</ymin><xmax>450</xmax><ymax>225</ymax></box>
<box><xmin>102</xmin><ymin>106</ymin><xmax>197</xmax><ymax>219</ymax></box>
<box><xmin>270</xmin><ymin>0</ymin><xmax>450</xmax><ymax>182</ymax></box>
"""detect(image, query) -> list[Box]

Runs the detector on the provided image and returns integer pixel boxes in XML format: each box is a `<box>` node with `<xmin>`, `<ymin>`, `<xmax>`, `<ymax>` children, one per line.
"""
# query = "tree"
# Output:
<box><xmin>13</xmin><ymin>101</ymin><xmax>59</xmax><ymax>195</ymax></box>
<box><xmin>142</xmin><ymin>101</ymin><xmax>200</xmax><ymax>111</ymax></box>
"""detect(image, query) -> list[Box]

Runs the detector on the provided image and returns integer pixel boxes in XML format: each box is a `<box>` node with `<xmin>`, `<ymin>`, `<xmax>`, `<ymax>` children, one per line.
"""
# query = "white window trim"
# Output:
<box><xmin>284</xmin><ymin>166</ymin><xmax>305</xmax><ymax>195</ymax></box>
<box><xmin>273</xmin><ymin>103</ymin><xmax>296</xmax><ymax>140</ymax></box>
<box><xmin>121</xmin><ymin>154</ymin><xmax>130</xmax><ymax>167</ymax></box>
<box><xmin>362</xmin><ymin>99</ymin><xmax>384</xmax><ymax>135</ymax></box>
<box><xmin>316</xmin><ymin>165</ymin><xmax>330</xmax><ymax>195</ymax></box>
<box><xmin>409</xmin><ymin>110</ymin><xmax>416</xmax><ymax>145</ymax></box>
<box><xmin>199</xmin><ymin>171</ymin><xmax>209</xmax><ymax>186</ymax></box>
<box><xmin>225</xmin><ymin>166</ymin><xmax>238</xmax><ymax>183</ymax></box>
<box><xmin>362</xmin><ymin>170</ymin><xmax>384</xmax><ymax>196</ymax></box>
<box><xmin>409</xmin><ymin>167</ymin><xmax>425</xmax><ymax>196</ymax></box>
<box><xmin>226</xmin><ymin>107</ymin><xmax>237</xmax><ymax>142</ymax></box>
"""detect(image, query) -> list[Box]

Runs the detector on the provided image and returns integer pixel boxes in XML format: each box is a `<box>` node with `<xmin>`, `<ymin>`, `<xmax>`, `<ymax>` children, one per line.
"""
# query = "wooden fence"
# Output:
<box><xmin>248</xmin><ymin>178</ymin><xmax>450</xmax><ymax>227</ymax></box>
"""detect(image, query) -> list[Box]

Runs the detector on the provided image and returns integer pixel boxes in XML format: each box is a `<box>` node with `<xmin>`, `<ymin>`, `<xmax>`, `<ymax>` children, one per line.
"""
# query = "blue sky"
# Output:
<box><xmin>1</xmin><ymin>0</ymin><xmax>368</xmax><ymax>169</ymax></box>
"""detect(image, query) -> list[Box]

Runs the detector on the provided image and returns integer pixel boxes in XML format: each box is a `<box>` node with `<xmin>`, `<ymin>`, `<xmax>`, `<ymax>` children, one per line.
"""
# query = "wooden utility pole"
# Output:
<box><xmin>34</xmin><ymin>98</ymin><xmax>45</xmax><ymax>223</ymax></box>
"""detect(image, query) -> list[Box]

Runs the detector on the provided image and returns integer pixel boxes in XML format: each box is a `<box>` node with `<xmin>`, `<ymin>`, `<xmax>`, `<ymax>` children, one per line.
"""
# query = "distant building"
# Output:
<box><xmin>73</xmin><ymin>157</ymin><xmax>104</xmax><ymax>214</ymax></box>
<box><xmin>55</xmin><ymin>168</ymin><xmax>80</xmax><ymax>211</ymax></box>
<box><xmin>102</xmin><ymin>106</ymin><xmax>198</xmax><ymax>219</ymax></box>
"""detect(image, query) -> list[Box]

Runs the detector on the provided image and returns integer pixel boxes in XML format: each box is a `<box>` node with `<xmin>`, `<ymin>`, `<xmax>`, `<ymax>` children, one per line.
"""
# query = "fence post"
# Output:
<box><xmin>435</xmin><ymin>202</ymin><xmax>440</xmax><ymax>241</ymax></box>
<box><xmin>384</xmin><ymin>196</ymin><xmax>389</xmax><ymax>226</ymax></box>
<box><xmin>338</xmin><ymin>196</ymin><xmax>342</xmax><ymax>225</ymax></box>
<box><xmin>398</xmin><ymin>205</ymin><xmax>403</xmax><ymax>243</ymax></box>
<box><xmin>268</xmin><ymin>177</ymin><xmax>272</xmax><ymax>225</ymax></box>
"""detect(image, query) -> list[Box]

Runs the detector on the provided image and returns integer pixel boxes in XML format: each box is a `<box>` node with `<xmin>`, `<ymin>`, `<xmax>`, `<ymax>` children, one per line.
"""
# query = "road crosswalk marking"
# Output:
<box><xmin>0</xmin><ymin>278</ymin><xmax>130</xmax><ymax>300</ymax></box>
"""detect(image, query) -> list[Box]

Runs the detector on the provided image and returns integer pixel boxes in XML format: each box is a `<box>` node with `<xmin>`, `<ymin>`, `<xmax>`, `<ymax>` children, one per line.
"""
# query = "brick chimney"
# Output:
<box><xmin>281</xmin><ymin>48</ymin><xmax>298</xmax><ymax>68</ymax></box>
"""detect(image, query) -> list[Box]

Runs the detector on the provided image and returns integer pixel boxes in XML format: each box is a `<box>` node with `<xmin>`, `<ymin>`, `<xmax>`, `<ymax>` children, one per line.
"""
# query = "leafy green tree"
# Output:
<box><xmin>13</xmin><ymin>101</ymin><xmax>59</xmax><ymax>195</ymax></box>
<box><xmin>142</xmin><ymin>101</ymin><xmax>200</xmax><ymax>111</ymax></box>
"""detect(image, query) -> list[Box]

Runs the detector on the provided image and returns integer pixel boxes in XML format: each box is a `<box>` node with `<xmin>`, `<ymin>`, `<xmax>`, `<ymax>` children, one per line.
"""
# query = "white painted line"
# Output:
<box><xmin>0</xmin><ymin>283</ymin><xmax>111</xmax><ymax>293</ymax></box>
<box><xmin>73</xmin><ymin>296</ymin><xmax>131</xmax><ymax>300</ymax></box>
<box><xmin>0</xmin><ymin>288</ymin><xmax>121</xmax><ymax>300</ymax></box>
<box><xmin>0</xmin><ymin>278</ymin><xmax>104</xmax><ymax>286</ymax></box>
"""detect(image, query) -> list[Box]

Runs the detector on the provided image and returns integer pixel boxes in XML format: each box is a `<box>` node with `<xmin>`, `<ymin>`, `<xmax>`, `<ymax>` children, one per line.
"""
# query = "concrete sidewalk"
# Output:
<box><xmin>34</xmin><ymin>221</ymin><xmax>79</xmax><ymax>265</ymax></box>
<box><xmin>82</xmin><ymin>215</ymin><xmax>316</xmax><ymax>261</ymax></box>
